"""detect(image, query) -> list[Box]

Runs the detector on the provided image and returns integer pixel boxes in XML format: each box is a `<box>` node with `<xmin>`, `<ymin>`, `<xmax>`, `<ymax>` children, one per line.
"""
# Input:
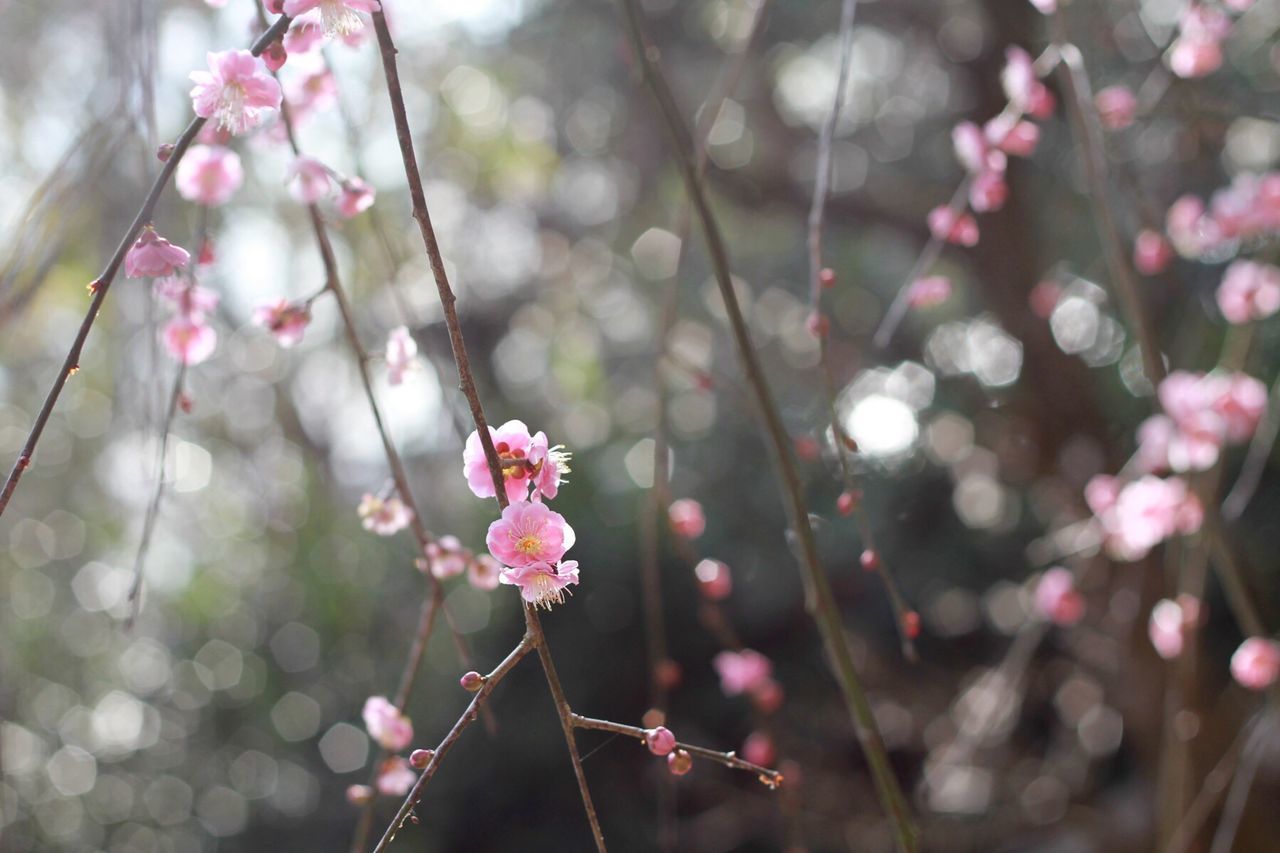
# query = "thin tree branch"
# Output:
<box><xmin>613</xmin><ymin>3</ymin><xmax>917</xmax><ymax>849</ymax></box>
<box><xmin>1221</xmin><ymin>374</ymin><xmax>1280</xmax><ymax>521</ymax></box>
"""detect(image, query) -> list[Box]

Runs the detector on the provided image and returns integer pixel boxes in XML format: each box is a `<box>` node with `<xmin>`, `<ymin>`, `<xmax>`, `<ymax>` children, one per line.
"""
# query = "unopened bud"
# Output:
<box><xmin>266</xmin><ymin>0</ymin><xmax>285</xmax><ymax>13</ymax></box>
<box><xmin>460</xmin><ymin>671</ymin><xmax>485</xmax><ymax>692</ymax></box>
<box><xmin>836</xmin><ymin>490</ymin><xmax>860</xmax><ymax>516</ymax></box>
<box><xmin>346</xmin><ymin>784</ymin><xmax>374</xmax><ymax>806</ymax></box>
<box><xmin>156</xmin><ymin>143</ymin><xmax>175</xmax><ymax>162</ymax></box>
<box><xmin>655</xmin><ymin>659</ymin><xmax>682</xmax><ymax>691</ymax></box>
<box><xmin>409</xmin><ymin>748</ymin><xmax>434</xmax><ymax>769</ymax></box>
<box><xmin>819</xmin><ymin>267</ymin><xmax>836</xmax><ymax>289</ymax></box>
<box><xmin>667</xmin><ymin>749</ymin><xmax>693</xmax><ymax>776</ymax></box>
<box><xmin>902</xmin><ymin>610</ymin><xmax>921</xmax><ymax>640</ymax></box>
<box><xmin>860</xmin><ymin>549</ymin><xmax>880</xmax><ymax>572</ymax></box>
<box><xmin>805</xmin><ymin>312</ymin><xmax>829</xmax><ymax>338</ymax></box>
<box><xmin>263</xmin><ymin>40</ymin><xmax>287</xmax><ymax>72</ymax></box>
<box><xmin>645</xmin><ymin>726</ymin><xmax>676</xmax><ymax>757</ymax></box>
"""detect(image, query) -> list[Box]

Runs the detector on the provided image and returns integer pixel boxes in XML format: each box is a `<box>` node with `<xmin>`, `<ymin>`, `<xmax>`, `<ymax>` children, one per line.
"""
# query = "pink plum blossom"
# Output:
<box><xmin>125</xmin><ymin>227</ymin><xmax>191</xmax><ymax>279</ymax></box>
<box><xmin>952</xmin><ymin>122</ymin><xmax>1005</xmax><ymax>174</ymax></box>
<box><xmin>337</xmin><ymin>178</ymin><xmax>376</xmax><ymax>218</ymax></box>
<box><xmin>928</xmin><ymin>206</ymin><xmax>979</xmax><ymax>246</ymax></box>
<box><xmin>907</xmin><ymin>276</ymin><xmax>952</xmax><ymax>308</ymax></box>
<box><xmin>1095</xmin><ymin>85</ymin><xmax>1137</xmax><ymax>130</ymax></box>
<box><xmin>1133</xmin><ymin>230</ymin><xmax>1172</xmax><ymax>275</ymax></box>
<box><xmin>1153</xmin><ymin>371</ymin><xmax>1267</xmax><ymax>471</ymax></box>
<box><xmin>362</xmin><ymin>696</ymin><xmax>413</xmax><ymax>751</ymax></box>
<box><xmin>499</xmin><ymin>560</ymin><xmax>580</xmax><ymax>609</ymax></box>
<box><xmin>712</xmin><ymin>649</ymin><xmax>773</xmax><ymax>697</ymax></box>
<box><xmin>282</xmin><ymin>0</ymin><xmax>378</xmax><ymax>37</ymax></box>
<box><xmin>175</xmin><ymin>145</ymin><xmax>243</xmax><ymax>206</ymax></box>
<box><xmin>668</xmin><ymin>498</ymin><xmax>705</xmax><ymax>539</ymax></box>
<box><xmin>284</xmin><ymin>17</ymin><xmax>326</xmax><ymax>55</ymax></box>
<box><xmin>1033</xmin><ymin>567</ymin><xmax>1084</xmax><ymax>626</ymax></box>
<box><xmin>694</xmin><ymin>559</ymin><xmax>732</xmax><ymax>600</ymax></box>
<box><xmin>1169</xmin><ymin>8</ymin><xmax>1230</xmax><ymax>78</ymax></box>
<box><xmin>969</xmin><ymin>171</ymin><xmax>1008</xmax><ymax>212</ymax></box>
<box><xmin>984</xmin><ymin>115</ymin><xmax>1039</xmax><ymax>156</ymax></box>
<box><xmin>463</xmin><ymin>420</ymin><xmax>539</xmax><ymax>503</ymax></box>
<box><xmin>1001</xmin><ymin>47</ymin><xmax>1055</xmax><ymax>119</ymax></box>
<box><xmin>468</xmin><ymin>554</ymin><xmax>502</xmax><ymax>591</ymax></box>
<box><xmin>487</xmin><ymin>500</ymin><xmax>575</xmax><ymax>567</ymax></box>
<box><xmin>1166</xmin><ymin>195</ymin><xmax>1222</xmax><ymax>258</ymax></box>
<box><xmin>425</xmin><ymin>535</ymin><xmax>469</xmax><ymax>580</ymax></box>
<box><xmin>375</xmin><ymin>758</ymin><xmax>416</xmax><ymax>797</ymax></box>
<box><xmin>162</xmin><ymin>317</ymin><xmax>217</xmax><ymax>365</ymax></box>
<box><xmin>252</xmin><ymin>299</ymin><xmax>311</xmax><ymax>347</ymax></box>
<box><xmin>1148</xmin><ymin>596</ymin><xmax>1200</xmax><ymax>660</ymax></box>
<box><xmin>1095</xmin><ymin>475</ymin><xmax>1202</xmax><ymax>560</ymax></box>
<box><xmin>288</xmin><ymin>156</ymin><xmax>332</xmax><ymax>204</ymax></box>
<box><xmin>742</xmin><ymin>732</ymin><xmax>776</xmax><ymax>767</ymax></box>
<box><xmin>1231</xmin><ymin>637</ymin><xmax>1280</xmax><ymax>691</ymax></box>
<box><xmin>154</xmin><ymin>278</ymin><xmax>219</xmax><ymax>321</ymax></box>
<box><xmin>385</xmin><ymin>326</ymin><xmax>418</xmax><ymax>386</ymax></box>
<box><xmin>189</xmin><ymin>50</ymin><xmax>282</xmax><ymax>136</ymax></box>
<box><xmin>645</xmin><ymin>727</ymin><xmax>676</xmax><ymax>757</ymax></box>
<box><xmin>284</xmin><ymin>56</ymin><xmax>338</xmax><ymax>121</ymax></box>
<box><xmin>358</xmin><ymin>493</ymin><xmax>413</xmax><ymax>536</ymax></box>
<box><xmin>1216</xmin><ymin>260</ymin><xmax>1280</xmax><ymax>324</ymax></box>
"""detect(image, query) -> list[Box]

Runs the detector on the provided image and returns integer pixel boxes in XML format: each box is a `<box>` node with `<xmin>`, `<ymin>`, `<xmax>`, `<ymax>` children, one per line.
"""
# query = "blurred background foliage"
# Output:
<box><xmin>2</xmin><ymin>0</ymin><xmax>1280</xmax><ymax>850</ymax></box>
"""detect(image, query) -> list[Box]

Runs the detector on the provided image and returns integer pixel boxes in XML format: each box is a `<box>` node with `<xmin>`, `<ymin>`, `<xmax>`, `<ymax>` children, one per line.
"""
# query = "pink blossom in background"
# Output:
<box><xmin>487</xmin><ymin>500</ymin><xmax>575</xmax><ymax>567</ymax></box>
<box><xmin>694</xmin><ymin>559</ymin><xmax>732</xmax><ymax>600</ymax></box>
<box><xmin>463</xmin><ymin>420</ymin><xmax>538</xmax><ymax>503</ymax></box>
<box><xmin>984</xmin><ymin>115</ymin><xmax>1039</xmax><ymax>157</ymax></box>
<box><xmin>1133</xmin><ymin>230</ymin><xmax>1172</xmax><ymax>275</ymax></box>
<box><xmin>1001</xmin><ymin>47</ymin><xmax>1055</xmax><ymax>119</ymax></box>
<box><xmin>154</xmin><ymin>279</ymin><xmax>219</xmax><ymax>321</ymax></box>
<box><xmin>125</xmin><ymin>227</ymin><xmax>190</xmax><ymax>278</ymax></box>
<box><xmin>1028</xmin><ymin>0</ymin><xmax>1056</xmax><ymax>13</ymax></box>
<box><xmin>1169</xmin><ymin>7</ymin><xmax>1230</xmax><ymax>79</ymax></box>
<box><xmin>288</xmin><ymin>156</ymin><xmax>332</xmax><ymax>204</ymax></box>
<box><xmin>175</xmin><ymin>145</ymin><xmax>243</xmax><ymax>206</ymax></box>
<box><xmin>1135</xmin><ymin>415</ymin><xmax>1175</xmax><ymax>473</ymax></box>
<box><xmin>285</xmin><ymin>57</ymin><xmax>339</xmax><ymax>121</ymax></box>
<box><xmin>1165</xmin><ymin>194</ymin><xmax>1222</xmax><ymax>258</ymax></box>
<box><xmin>337</xmin><ymin>178</ymin><xmax>376</xmax><ymax>218</ymax></box>
<box><xmin>1083</xmin><ymin>474</ymin><xmax>1121</xmax><ymax>517</ymax></box>
<box><xmin>499</xmin><ymin>560</ymin><xmax>580</xmax><ymax>609</ymax></box>
<box><xmin>358</xmin><ymin>493</ymin><xmax>413</xmax><ymax>536</ymax></box>
<box><xmin>1095</xmin><ymin>85</ymin><xmax>1137</xmax><ymax>130</ymax></box>
<box><xmin>1153</xmin><ymin>371</ymin><xmax>1267</xmax><ymax>471</ymax></box>
<box><xmin>385</xmin><ymin>326</ymin><xmax>418</xmax><ymax>386</ymax></box>
<box><xmin>1230</xmin><ymin>637</ymin><xmax>1280</xmax><ymax>691</ymax></box>
<box><xmin>425</xmin><ymin>535</ymin><xmax>469</xmax><ymax>580</ymax></box>
<box><xmin>952</xmin><ymin>122</ymin><xmax>1005</xmax><ymax>174</ymax></box>
<box><xmin>1208</xmin><ymin>173</ymin><xmax>1280</xmax><ymax>242</ymax></box>
<box><xmin>1028</xmin><ymin>280</ymin><xmax>1061</xmax><ymax>319</ymax></box>
<box><xmin>362</xmin><ymin>696</ymin><xmax>413</xmax><ymax>752</ymax></box>
<box><xmin>189</xmin><ymin>50</ymin><xmax>282</xmax><ymax>135</ymax></box>
<box><xmin>252</xmin><ymin>299</ymin><xmax>311</xmax><ymax>347</ymax></box>
<box><xmin>1148</xmin><ymin>596</ymin><xmax>1200</xmax><ymax>660</ymax></box>
<box><xmin>713</xmin><ymin>649</ymin><xmax>772</xmax><ymax>697</ymax></box>
<box><xmin>1033</xmin><ymin>567</ymin><xmax>1085</xmax><ymax>626</ymax></box>
<box><xmin>262</xmin><ymin>40</ymin><xmax>288</xmax><ymax>72</ymax></box>
<box><xmin>668</xmin><ymin>498</ymin><xmax>706</xmax><ymax>539</ymax></box>
<box><xmin>1216</xmin><ymin>260</ymin><xmax>1280</xmax><ymax>324</ymax></box>
<box><xmin>969</xmin><ymin>171</ymin><xmax>1008</xmax><ymax>212</ymax></box>
<box><xmin>927</xmin><ymin>206</ymin><xmax>979</xmax><ymax>246</ymax></box>
<box><xmin>162</xmin><ymin>317</ymin><xmax>217</xmax><ymax>365</ymax></box>
<box><xmin>1211</xmin><ymin>373</ymin><xmax>1267</xmax><ymax>443</ymax></box>
<box><xmin>752</xmin><ymin>678</ymin><xmax>785</xmax><ymax>714</ymax></box>
<box><xmin>1097</xmin><ymin>475</ymin><xmax>1202</xmax><ymax>560</ymax></box>
<box><xmin>468</xmin><ymin>554</ymin><xmax>502</xmax><ymax>591</ymax></box>
<box><xmin>375</xmin><ymin>758</ymin><xmax>416</xmax><ymax>797</ymax></box>
<box><xmin>283</xmin><ymin>0</ymin><xmax>378</xmax><ymax>37</ymax></box>
<box><xmin>907</xmin><ymin>276</ymin><xmax>952</xmax><ymax>308</ymax></box>
<box><xmin>284</xmin><ymin>16</ymin><xmax>326</xmax><ymax>55</ymax></box>
<box><xmin>742</xmin><ymin>732</ymin><xmax>776</xmax><ymax>767</ymax></box>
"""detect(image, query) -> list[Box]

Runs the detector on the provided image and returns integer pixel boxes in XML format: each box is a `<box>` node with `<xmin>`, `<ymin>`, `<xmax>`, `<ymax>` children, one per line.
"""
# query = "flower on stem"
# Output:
<box><xmin>1151</xmin><ymin>370</ymin><xmax>1267</xmax><ymax>471</ymax></box>
<box><xmin>175</xmin><ymin>145</ymin><xmax>243</xmax><ymax>206</ymax></box>
<box><xmin>409</xmin><ymin>749</ymin><xmax>433</xmax><ymax>769</ymax></box>
<box><xmin>358</xmin><ymin>493</ymin><xmax>413</xmax><ymax>536</ymax></box>
<box><xmin>1148</xmin><ymin>596</ymin><xmax>1200</xmax><ymax>660</ymax></box>
<box><xmin>1000</xmin><ymin>47</ymin><xmax>1055</xmax><ymax>119</ymax></box>
<box><xmin>463</xmin><ymin>420</ymin><xmax>534</xmax><ymax>503</ymax></box>
<box><xmin>969</xmin><ymin>171</ymin><xmax>1008</xmax><ymax>213</ymax></box>
<box><xmin>907</xmin><ymin>275</ymin><xmax>952</xmax><ymax>308</ymax></box>
<box><xmin>262</xmin><ymin>40</ymin><xmax>288</xmax><ymax>72</ymax></box>
<box><xmin>1133</xmin><ymin>230</ymin><xmax>1172</xmax><ymax>275</ymax></box>
<box><xmin>713</xmin><ymin>649</ymin><xmax>772</xmax><ymax>697</ymax></box>
<box><xmin>667</xmin><ymin>749</ymin><xmax>693</xmax><ymax>776</ymax></box>
<box><xmin>1033</xmin><ymin>567</ymin><xmax>1084</xmax><ymax>626</ymax></box>
<box><xmin>155</xmin><ymin>278</ymin><xmax>219</xmax><ymax>321</ymax></box>
<box><xmin>984</xmin><ymin>115</ymin><xmax>1039</xmax><ymax>157</ymax></box>
<box><xmin>125</xmin><ymin>227</ymin><xmax>190</xmax><ymax>279</ymax></box>
<box><xmin>1231</xmin><ymin>637</ymin><xmax>1280</xmax><ymax>691</ymax></box>
<box><xmin>1088</xmin><ymin>474</ymin><xmax>1202</xmax><ymax>561</ymax></box>
<box><xmin>460</xmin><ymin>671</ymin><xmax>485</xmax><ymax>692</ymax></box>
<box><xmin>1168</xmin><ymin>7</ymin><xmax>1231</xmax><ymax>79</ymax></box>
<box><xmin>645</xmin><ymin>726</ymin><xmax>676</xmax><ymax>756</ymax></box>
<box><xmin>189</xmin><ymin>50</ymin><xmax>282</xmax><ymax>136</ymax></box>
<box><xmin>362</xmin><ymin>696</ymin><xmax>413</xmax><ymax>752</ymax></box>
<box><xmin>252</xmin><ymin>299</ymin><xmax>311</xmax><ymax>347</ymax></box>
<box><xmin>952</xmin><ymin>121</ymin><xmax>1006</xmax><ymax>175</ymax></box>
<box><xmin>468</xmin><ymin>554</ymin><xmax>502</xmax><ymax>591</ymax></box>
<box><xmin>487</xmin><ymin>500</ymin><xmax>575</xmax><ymax>566</ymax></box>
<box><xmin>1095</xmin><ymin>85</ymin><xmax>1137</xmax><ymax>130</ymax></box>
<box><xmin>337</xmin><ymin>177</ymin><xmax>376</xmax><ymax>218</ymax></box>
<box><xmin>927</xmin><ymin>206</ymin><xmax>979</xmax><ymax>247</ymax></box>
<box><xmin>1216</xmin><ymin>260</ymin><xmax>1280</xmax><ymax>325</ymax></box>
<box><xmin>668</xmin><ymin>498</ymin><xmax>705</xmax><ymax>539</ymax></box>
<box><xmin>283</xmin><ymin>0</ymin><xmax>378</xmax><ymax>37</ymax></box>
<box><xmin>694</xmin><ymin>559</ymin><xmax>732</xmax><ymax>600</ymax></box>
<box><xmin>288</xmin><ymin>156</ymin><xmax>332</xmax><ymax>205</ymax></box>
<box><xmin>163</xmin><ymin>317</ymin><xmax>217</xmax><ymax>365</ymax></box>
<box><xmin>385</xmin><ymin>326</ymin><xmax>418</xmax><ymax>386</ymax></box>
<box><xmin>499</xmin><ymin>560</ymin><xmax>580</xmax><ymax>610</ymax></box>
<box><xmin>375</xmin><ymin>757</ymin><xmax>416</xmax><ymax>797</ymax></box>
<box><xmin>284</xmin><ymin>16</ymin><xmax>326</xmax><ymax>55</ymax></box>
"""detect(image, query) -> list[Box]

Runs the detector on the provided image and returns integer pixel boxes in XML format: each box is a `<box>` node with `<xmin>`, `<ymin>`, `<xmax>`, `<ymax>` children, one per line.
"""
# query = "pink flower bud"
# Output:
<box><xmin>645</xmin><ymin>726</ymin><xmax>676</xmax><ymax>756</ymax></box>
<box><xmin>346</xmin><ymin>784</ymin><xmax>374</xmax><ymax>806</ymax></box>
<box><xmin>1231</xmin><ymin>637</ymin><xmax>1280</xmax><ymax>691</ymax></box>
<box><xmin>460</xmin><ymin>671</ymin><xmax>485</xmax><ymax>692</ymax></box>
<box><xmin>156</xmin><ymin>143</ymin><xmax>175</xmax><ymax>162</ymax></box>
<box><xmin>751</xmin><ymin>678</ymin><xmax>785</xmax><ymax>714</ymax></box>
<box><xmin>1034</xmin><ymin>567</ymin><xmax>1085</xmax><ymax>626</ymax></box>
<box><xmin>742</xmin><ymin>731</ymin><xmax>775</xmax><ymax>767</ymax></box>
<box><xmin>902</xmin><ymin>610</ymin><xmax>921</xmax><ymax>640</ymax></box>
<box><xmin>409</xmin><ymin>748</ymin><xmax>434</xmax><ymax>769</ymax></box>
<box><xmin>694</xmin><ymin>559</ymin><xmax>732</xmax><ymax>600</ymax></box>
<box><xmin>860</xmin><ymin>549</ymin><xmax>880</xmax><ymax>572</ymax></box>
<box><xmin>263</xmin><ymin>40</ymin><xmax>288</xmax><ymax>72</ymax></box>
<box><xmin>667</xmin><ymin>749</ymin><xmax>693</xmax><ymax>776</ymax></box>
<box><xmin>794</xmin><ymin>436</ymin><xmax>820</xmax><ymax>462</ymax></box>
<box><xmin>1133</xmin><ymin>230</ymin><xmax>1173</xmax><ymax>276</ymax></box>
<box><xmin>1095</xmin><ymin>85</ymin><xmax>1137</xmax><ymax>130</ymax></box>
<box><xmin>819</xmin><ymin>267</ymin><xmax>837</xmax><ymax>289</ymax></box>
<box><xmin>836</xmin><ymin>491</ymin><xmax>860</xmax><ymax>516</ymax></box>
<box><xmin>668</xmin><ymin>499</ymin><xmax>705</xmax><ymax>540</ymax></box>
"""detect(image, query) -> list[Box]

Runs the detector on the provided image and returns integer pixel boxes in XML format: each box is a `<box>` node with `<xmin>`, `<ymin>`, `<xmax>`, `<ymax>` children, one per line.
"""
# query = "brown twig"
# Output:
<box><xmin>0</xmin><ymin>13</ymin><xmax>292</xmax><ymax>518</ymax></box>
<box><xmin>614</xmin><ymin>2</ymin><xmax>917</xmax><ymax>849</ymax></box>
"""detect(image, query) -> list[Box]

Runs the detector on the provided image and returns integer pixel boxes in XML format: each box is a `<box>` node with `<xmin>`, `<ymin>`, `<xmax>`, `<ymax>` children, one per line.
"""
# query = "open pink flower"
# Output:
<box><xmin>668</xmin><ymin>499</ymin><xmax>705</xmax><ymax>539</ymax></box>
<box><xmin>282</xmin><ymin>0</ymin><xmax>378</xmax><ymax>37</ymax></box>
<box><xmin>162</xmin><ymin>317</ymin><xmax>217</xmax><ymax>365</ymax></box>
<box><xmin>385</xmin><ymin>326</ymin><xmax>418</xmax><ymax>386</ymax></box>
<box><xmin>362</xmin><ymin>696</ymin><xmax>413</xmax><ymax>751</ymax></box>
<box><xmin>499</xmin><ymin>560</ymin><xmax>580</xmax><ymax>609</ymax></box>
<box><xmin>1095</xmin><ymin>85</ymin><xmax>1137</xmax><ymax>130</ymax></box>
<box><xmin>469</xmin><ymin>554</ymin><xmax>502</xmax><ymax>591</ymax></box>
<box><xmin>175</xmin><ymin>145</ymin><xmax>243</xmax><ymax>206</ymax></box>
<box><xmin>375</xmin><ymin>757</ymin><xmax>416</xmax><ymax>797</ymax></box>
<box><xmin>1001</xmin><ymin>47</ymin><xmax>1055</xmax><ymax>119</ymax></box>
<box><xmin>284</xmin><ymin>16</ymin><xmax>326</xmax><ymax>55</ymax></box>
<box><xmin>337</xmin><ymin>178</ymin><xmax>376</xmax><ymax>218</ymax></box>
<box><xmin>125</xmin><ymin>227</ymin><xmax>190</xmax><ymax>278</ymax></box>
<box><xmin>1033</xmin><ymin>567</ymin><xmax>1084</xmax><ymax>626</ymax></box>
<box><xmin>288</xmin><ymin>156</ymin><xmax>332</xmax><ymax>204</ymax></box>
<box><xmin>189</xmin><ymin>50</ymin><xmax>282</xmax><ymax>136</ymax></box>
<box><xmin>155</xmin><ymin>278</ymin><xmax>219</xmax><ymax>321</ymax></box>
<box><xmin>713</xmin><ymin>649</ymin><xmax>773</xmax><ymax>697</ymax></box>
<box><xmin>527</xmin><ymin>432</ymin><xmax>571</xmax><ymax>501</ymax></box>
<box><xmin>1232</xmin><ymin>637</ymin><xmax>1280</xmax><ymax>690</ymax></box>
<box><xmin>463</xmin><ymin>420</ymin><xmax>561</xmax><ymax>503</ymax></box>
<box><xmin>907</xmin><ymin>276</ymin><xmax>952</xmax><ymax>308</ymax></box>
<box><xmin>487</xmin><ymin>500</ymin><xmax>575</xmax><ymax>567</ymax></box>
<box><xmin>1216</xmin><ymin>260</ymin><xmax>1280</xmax><ymax>324</ymax></box>
<box><xmin>358</xmin><ymin>493</ymin><xmax>413</xmax><ymax>536</ymax></box>
<box><xmin>1098</xmin><ymin>475</ymin><xmax>1202</xmax><ymax>560</ymax></box>
<box><xmin>252</xmin><ymin>299</ymin><xmax>311</xmax><ymax>347</ymax></box>
<box><xmin>928</xmin><ymin>206</ymin><xmax>979</xmax><ymax>246</ymax></box>
<box><xmin>425</xmin><ymin>535</ymin><xmax>469</xmax><ymax>580</ymax></box>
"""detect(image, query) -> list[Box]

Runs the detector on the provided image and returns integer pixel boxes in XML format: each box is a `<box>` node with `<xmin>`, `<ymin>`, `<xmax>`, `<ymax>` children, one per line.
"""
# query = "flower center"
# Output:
<box><xmin>216</xmin><ymin>84</ymin><xmax>247</xmax><ymax>133</ymax></box>
<box><xmin>320</xmin><ymin>1</ymin><xmax>363</xmax><ymax>36</ymax></box>
<box><xmin>515</xmin><ymin>534</ymin><xmax>542</xmax><ymax>555</ymax></box>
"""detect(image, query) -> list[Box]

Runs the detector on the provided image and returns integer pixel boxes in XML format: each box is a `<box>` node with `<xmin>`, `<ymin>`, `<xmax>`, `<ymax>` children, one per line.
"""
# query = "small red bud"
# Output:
<box><xmin>87</xmin><ymin>279</ymin><xmax>102</xmax><ymax>294</ymax></box>
<box><xmin>156</xmin><ymin>143</ymin><xmax>175</xmax><ymax>162</ymax></box>
<box><xmin>198</xmin><ymin>239</ymin><xmax>215</xmax><ymax>266</ymax></box>
<box><xmin>645</xmin><ymin>726</ymin><xmax>676</xmax><ymax>757</ymax></box>
<box><xmin>178</xmin><ymin>392</ymin><xmax>194</xmax><ymax>414</ymax></box>
<box><xmin>266</xmin><ymin>0</ymin><xmax>285</xmax><ymax>13</ymax></box>
<box><xmin>409</xmin><ymin>748</ymin><xmax>434</xmax><ymax>769</ymax></box>
<box><xmin>819</xmin><ymin>267</ymin><xmax>836</xmax><ymax>289</ymax></box>
<box><xmin>836</xmin><ymin>490</ymin><xmax>860</xmax><ymax>516</ymax></box>
<box><xmin>902</xmin><ymin>610</ymin><xmax>921</xmax><ymax>640</ymax></box>
<box><xmin>859</xmin><ymin>549</ymin><xmax>880</xmax><ymax>572</ymax></box>
<box><xmin>345</xmin><ymin>784</ymin><xmax>374</xmax><ymax>806</ymax></box>
<box><xmin>794</xmin><ymin>435</ymin><xmax>820</xmax><ymax>462</ymax></box>
<box><xmin>16</xmin><ymin>455</ymin><xmax>30</xmax><ymax>471</ymax></box>
<box><xmin>460</xmin><ymin>671</ymin><xmax>485</xmax><ymax>692</ymax></box>
<box><xmin>263</xmin><ymin>40</ymin><xmax>287</xmax><ymax>72</ymax></box>
<box><xmin>806</xmin><ymin>312</ymin><xmax>829</xmax><ymax>338</ymax></box>
<box><xmin>667</xmin><ymin>749</ymin><xmax>693</xmax><ymax>776</ymax></box>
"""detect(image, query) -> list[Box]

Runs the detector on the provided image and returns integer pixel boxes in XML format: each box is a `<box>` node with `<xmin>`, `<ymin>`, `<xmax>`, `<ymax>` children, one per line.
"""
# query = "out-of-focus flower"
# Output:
<box><xmin>694</xmin><ymin>559</ymin><xmax>732</xmax><ymax>600</ymax></box>
<box><xmin>375</xmin><ymin>758</ymin><xmax>416</xmax><ymax>797</ymax></box>
<box><xmin>668</xmin><ymin>498</ymin><xmax>706</xmax><ymax>539</ymax></box>
<box><xmin>1231</xmin><ymin>637</ymin><xmax>1280</xmax><ymax>691</ymax></box>
<box><xmin>337</xmin><ymin>178</ymin><xmax>376</xmax><ymax>218</ymax></box>
<box><xmin>1148</xmin><ymin>596</ymin><xmax>1200</xmax><ymax>660</ymax></box>
<box><xmin>984</xmin><ymin>115</ymin><xmax>1039</xmax><ymax>156</ymax></box>
<box><xmin>288</xmin><ymin>156</ymin><xmax>332</xmax><ymax>204</ymax></box>
<box><xmin>1093</xmin><ymin>475</ymin><xmax>1202</xmax><ymax>560</ymax></box>
<box><xmin>282</xmin><ymin>0</ymin><xmax>378</xmax><ymax>37</ymax></box>
<box><xmin>1001</xmin><ymin>47</ymin><xmax>1055</xmax><ymax>119</ymax></box>
<box><xmin>358</xmin><ymin>493</ymin><xmax>413</xmax><ymax>536</ymax></box>
<box><xmin>163</xmin><ymin>317</ymin><xmax>217</xmax><ymax>365</ymax></box>
<box><xmin>952</xmin><ymin>122</ymin><xmax>1005</xmax><ymax>174</ymax></box>
<box><xmin>425</xmin><ymin>535</ymin><xmax>469</xmax><ymax>580</ymax></box>
<box><xmin>907</xmin><ymin>276</ymin><xmax>952</xmax><ymax>308</ymax></box>
<box><xmin>189</xmin><ymin>50</ymin><xmax>282</xmax><ymax>135</ymax></box>
<box><xmin>252</xmin><ymin>299</ymin><xmax>311</xmax><ymax>347</ymax></box>
<box><xmin>1169</xmin><ymin>7</ymin><xmax>1230</xmax><ymax>78</ymax></box>
<box><xmin>363</xmin><ymin>696</ymin><xmax>413</xmax><ymax>752</ymax></box>
<box><xmin>928</xmin><ymin>206</ymin><xmax>979</xmax><ymax>246</ymax></box>
<box><xmin>468</xmin><ymin>554</ymin><xmax>502</xmax><ymax>591</ymax></box>
<box><xmin>713</xmin><ymin>649</ymin><xmax>772</xmax><ymax>697</ymax></box>
<box><xmin>385</xmin><ymin>326</ymin><xmax>418</xmax><ymax>386</ymax></box>
<box><xmin>1095</xmin><ymin>85</ymin><xmax>1137</xmax><ymax>130</ymax></box>
<box><xmin>125</xmin><ymin>227</ymin><xmax>190</xmax><ymax>279</ymax></box>
<box><xmin>969</xmin><ymin>171</ymin><xmax>1008</xmax><ymax>213</ymax></box>
<box><xmin>1216</xmin><ymin>260</ymin><xmax>1280</xmax><ymax>325</ymax></box>
<box><xmin>1133</xmin><ymin>230</ymin><xmax>1172</xmax><ymax>275</ymax></box>
<box><xmin>175</xmin><ymin>145</ymin><xmax>243</xmax><ymax>206</ymax></box>
<box><xmin>1033</xmin><ymin>567</ymin><xmax>1084</xmax><ymax>626</ymax></box>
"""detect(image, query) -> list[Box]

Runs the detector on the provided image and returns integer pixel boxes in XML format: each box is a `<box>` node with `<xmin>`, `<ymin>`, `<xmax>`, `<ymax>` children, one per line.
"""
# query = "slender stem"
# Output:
<box><xmin>0</xmin><ymin>13</ymin><xmax>292</xmax><ymax>519</ymax></box>
<box><xmin>1163</xmin><ymin>712</ymin><xmax>1262</xmax><ymax>853</ymax></box>
<box><xmin>1208</xmin><ymin>714</ymin><xmax>1274</xmax><ymax>853</ymax></box>
<box><xmin>370</xmin><ymin>12</ymin><xmax>606</xmax><ymax>850</ymax></box>
<box><xmin>613</xmin><ymin>3</ymin><xmax>917</xmax><ymax>849</ymax></box>
<box><xmin>572</xmin><ymin>714</ymin><xmax>783</xmax><ymax>785</ymax></box>
<box><xmin>1221</xmin><ymin>373</ymin><xmax>1280</xmax><ymax>521</ymax></box>
<box><xmin>372</xmin><ymin>635</ymin><xmax>537</xmax><ymax>853</ymax></box>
